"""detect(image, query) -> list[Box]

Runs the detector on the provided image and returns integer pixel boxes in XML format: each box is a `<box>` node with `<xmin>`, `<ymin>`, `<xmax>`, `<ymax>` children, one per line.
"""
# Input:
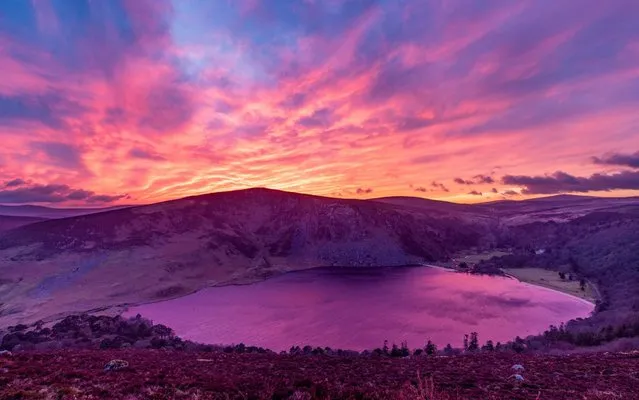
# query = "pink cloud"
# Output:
<box><xmin>0</xmin><ymin>0</ymin><xmax>638</xmax><ymax>205</ymax></box>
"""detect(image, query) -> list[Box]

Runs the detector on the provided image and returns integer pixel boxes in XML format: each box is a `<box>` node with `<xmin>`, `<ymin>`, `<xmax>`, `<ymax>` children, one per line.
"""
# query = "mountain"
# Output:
<box><xmin>1</xmin><ymin>189</ymin><xmax>637</xmax><ymax>327</ymax></box>
<box><xmin>0</xmin><ymin>188</ymin><xmax>491</xmax><ymax>326</ymax></box>
<box><xmin>0</xmin><ymin>204</ymin><xmax>130</xmax><ymax>219</ymax></box>
<box><xmin>476</xmin><ymin>194</ymin><xmax>639</xmax><ymax>225</ymax></box>
<box><xmin>372</xmin><ymin>196</ymin><xmax>479</xmax><ymax>213</ymax></box>
<box><xmin>0</xmin><ymin>215</ymin><xmax>47</xmax><ymax>233</ymax></box>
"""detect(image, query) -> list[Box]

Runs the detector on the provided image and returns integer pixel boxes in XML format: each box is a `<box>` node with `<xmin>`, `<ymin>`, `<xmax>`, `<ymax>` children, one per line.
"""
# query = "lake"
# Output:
<box><xmin>124</xmin><ymin>266</ymin><xmax>594</xmax><ymax>351</ymax></box>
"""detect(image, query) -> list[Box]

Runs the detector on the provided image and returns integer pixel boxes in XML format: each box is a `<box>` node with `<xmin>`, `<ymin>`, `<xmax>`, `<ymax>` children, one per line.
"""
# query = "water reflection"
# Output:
<box><xmin>125</xmin><ymin>267</ymin><xmax>593</xmax><ymax>351</ymax></box>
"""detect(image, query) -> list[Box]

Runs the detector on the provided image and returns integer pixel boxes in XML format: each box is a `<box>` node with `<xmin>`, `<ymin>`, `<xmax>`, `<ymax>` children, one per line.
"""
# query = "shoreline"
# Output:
<box><xmin>421</xmin><ymin>264</ymin><xmax>597</xmax><ymax>307</ymax></box>
<box><xmin>500</xmin><ymin>269</ymin><xmax>597</xmax><ymax>306</ymax></box>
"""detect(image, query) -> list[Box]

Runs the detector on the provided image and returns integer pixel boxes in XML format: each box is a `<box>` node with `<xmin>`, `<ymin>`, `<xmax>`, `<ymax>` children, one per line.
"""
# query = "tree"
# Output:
<box><xmin>390</xmin><ymin>343</ymin><xmax>406</xmax><ymax>357</ymax></box>
<box><xmin>558</xmin><ymin>272</ymin><xmax>566</xmax><ymax>280</ymax></box>
<box><xmin>444</xmin><ymin>344</ymin><xmax>454</xmax><ymax>355</ymax></box>
<box><xmin>579</xmin><ymin>278</ymin><xmax>586</xmax><ymax>291</ymax></box>
<box><xmin>458</xmin><ymin>262</ymin><xmax>469</xmax><ymax>270</ymax></box>
<box><xmin>463</xmin><ymin>334</ymin><xmax>469</xmax><ymax>351</ymax></box>
<box><xmin>468</xmin><ymin>332</ymin><xmax>479</xmax><ymax>352</ymax></box>
<box><xmin>425</xmin><ymin>340</ymin><xmax>437</xmax><ymax>355</ymax></box>
<box><xmin>482</xmin><ymin>340</ymin><xmax>494</xmax><ymax>351</ymax></box>
<box><xmin>512</xmin><ymin>336</ymin><xmax>526</xmax><ymax>353</ymax></box>
<box><xmin>382</xmin><ymin>340</ymin><xmax>389</xmax><ymax>355</ymax></box>
<box><xmin>400</xmin><ymin>341</ymin><xmax>410</xmax><ymax>357</ymax></box>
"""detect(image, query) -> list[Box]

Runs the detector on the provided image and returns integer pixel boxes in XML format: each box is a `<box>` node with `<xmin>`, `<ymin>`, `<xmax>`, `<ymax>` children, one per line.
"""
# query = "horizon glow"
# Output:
<box><xmin>1</xmin><ymin>0</ymin><xmax>639</xmax><ymax>206</ymax></box>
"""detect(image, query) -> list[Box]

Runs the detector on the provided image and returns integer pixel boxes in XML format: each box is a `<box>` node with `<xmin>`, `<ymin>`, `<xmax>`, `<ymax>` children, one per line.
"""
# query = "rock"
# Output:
<box><xmin>511</xmin><ymin>364</ymin><xmax>525</xmax><ymax>371</ymax></box>
<box><xmin>104</xmin><ymin>359</ymin><xmax>129</xmax><ymax>371</ymax></box>
<box><xmin>133</xmin><ymin>339</ymin><xmax>151</xmax><ymax>349</ymax></box>
<box><xmin>34</xmin><ymin>341</ymin><xmax>62</xmax><ymax>351</ymax></box>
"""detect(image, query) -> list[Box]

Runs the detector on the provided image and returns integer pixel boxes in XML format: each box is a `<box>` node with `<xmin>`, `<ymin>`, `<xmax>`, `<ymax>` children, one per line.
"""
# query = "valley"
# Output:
<box><xmin>0</xmin><ymin>189</ymin><xmax>638</xmax><ymax>353</ymax></box>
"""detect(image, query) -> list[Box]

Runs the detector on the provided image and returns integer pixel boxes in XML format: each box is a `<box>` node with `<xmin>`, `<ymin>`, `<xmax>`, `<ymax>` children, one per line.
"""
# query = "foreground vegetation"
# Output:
<box><xmin>2</xmin><ymin>314</ymin><xmax>639</xmax><ymax>399</ymax></box>
<box><xmin>1</xmin><ymin>348</ymin><xmax>638</xmax><ymax>399</ymax></box>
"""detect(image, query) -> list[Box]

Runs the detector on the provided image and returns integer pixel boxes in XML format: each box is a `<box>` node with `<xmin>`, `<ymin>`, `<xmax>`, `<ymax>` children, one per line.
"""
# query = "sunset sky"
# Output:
<box><xmin>1</xmin><ymin>0</ymin><xmax>639</xmax><ymax>206</ymax></box>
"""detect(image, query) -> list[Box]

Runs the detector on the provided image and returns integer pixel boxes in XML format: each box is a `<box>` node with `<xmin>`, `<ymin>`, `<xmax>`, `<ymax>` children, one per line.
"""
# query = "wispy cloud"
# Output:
<box><xmin>0</xmin><ymin>0</ymin><xmax>638</xmax><ymax>204</ymax></box>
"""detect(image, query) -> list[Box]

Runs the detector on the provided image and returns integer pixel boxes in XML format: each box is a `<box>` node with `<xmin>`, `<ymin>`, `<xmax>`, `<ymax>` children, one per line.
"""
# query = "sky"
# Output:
<box><xmin>1</xmin><ymin>0</ymin><xmax>639</xmax><ymax>206</ymax></box>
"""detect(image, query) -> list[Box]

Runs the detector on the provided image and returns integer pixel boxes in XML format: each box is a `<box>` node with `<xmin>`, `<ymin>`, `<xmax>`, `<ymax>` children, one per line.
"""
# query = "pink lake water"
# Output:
<box><xmin>124</xmin><ymin>267</ymin><xmax>594</xmax><ymax>351</ymax></box>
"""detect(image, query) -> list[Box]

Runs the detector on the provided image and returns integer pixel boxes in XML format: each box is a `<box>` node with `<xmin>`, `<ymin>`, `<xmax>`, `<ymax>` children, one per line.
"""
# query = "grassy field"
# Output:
<box><xmin>452</xmin><ymin>250</ymin><xmax>512</xmax><ymax>265</ymax></box>
<box><xmin>503</xmin><ymin>268</ymin><xmax>597</xmax><ymax>303</ymax></box>
<box><xmin>2</xmin><ymin>349</ymin><xmax>639</xmax><ymax>399</ymax></box>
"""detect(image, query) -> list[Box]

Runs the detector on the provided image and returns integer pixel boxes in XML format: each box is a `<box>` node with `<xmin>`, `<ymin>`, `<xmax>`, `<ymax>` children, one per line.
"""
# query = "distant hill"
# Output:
<box><xmin>477</xmin><ymin>194</ymin><xmax>639</xmax><ymax>225</ymax></box>
<box><xmin>0</xmin><ymin>215</ymin><xmax>47</xmax><ymax>233</ymax></box>
<box><xmin>0</xmin><ymin>204</ymin><xmax>130</xmax><ymax>219</ymax></box>
<box><xmin>371</xmin><ymin>196</ymin><xmax>479</xmax><ymax>213</ymax></box>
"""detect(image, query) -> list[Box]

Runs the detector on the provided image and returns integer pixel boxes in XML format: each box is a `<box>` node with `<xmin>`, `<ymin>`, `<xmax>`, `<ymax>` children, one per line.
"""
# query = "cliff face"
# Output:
<box><xmin>0</xmin><ymin>189</ymin><xmax>488</xmax><ymax>326</ymax></box>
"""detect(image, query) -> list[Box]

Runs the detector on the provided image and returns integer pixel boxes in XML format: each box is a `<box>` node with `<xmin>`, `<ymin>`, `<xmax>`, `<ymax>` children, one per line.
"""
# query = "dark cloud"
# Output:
<box><xmin>592</xmin><ymin>151</ymin><xmax>639</xmax><ymax>169</ymax></box>
<box><xmin>431</xmin><ymin>181</ymin><xmax>450</xmax><ymax>192</ymax></box>
<box><xmin>468</xmin><ymin>190</ymin><xmax>483</xmax><ymax>196</ymax></box>
<box><xmin>0</xmin><ymin>93</ymin><xmax>86</xmax><ymax>129</ymax></box>
<box><xmin>503</xmin><ymin>190</ymin><xmax>520</xmax><ymax>196</ymax></box>
<box><xmin>0</xmin><ymin>182</ymin><xmax>126</xmax><ymax>204</ymax></box>
<box><xmin>356</xmin><ymin>187</ymin><xmax>373</xmax><ymax>194</ymax></box>
<box><xmin>66</xmin><ymin>189</ymin><xmax>94</xmax><ymax>200</ymax></box>
<box><xmin>297</xmin><ymin>108</ymin><xmax>335</xmax><ymax>128</ymax></box>
<box><xmin>86</xmin><ymin>194</ymin><xmax>129</xmax><ymax>203</ymax></box>
<box><xmin>30</xmin><ymin>141</ymin><xmax>86</xmax><ymax>170</ymax></box>
<box><xmin>128</xmin><ymin>147</ymin><xmax>166</xmax><ymax>161</ymax></box>
<box><xmin>474</xmin><ymin>174</ymin><xmax>495</xmax><ymax>184</ymax></box>
<box><xmin>414</xmin><ymin>187</ymin><xmax>427</xmax><ymax>192</ymax></box>
<box><xmin>5</xmin><ymin>178</ymin><xmax>27</xmax><ymax>188</ymax></box>
<box><xmin>502</xmin><ymin>170</ymin><xmax>639</xmax><ymax>194</ymax></box>
<box><xmin>454</xmin><ymin>178</ymin><xmax>474</xmax><ymax>185</ymax></box>
<box><xmin>491</xmin><ymin>188</ymin><xmax>499</xmax><ymax>193</ymax></box>
<box><xmin>455</xmin><ymin>175</ymin><xmax>495</xmax><ymax>185</ymax></box>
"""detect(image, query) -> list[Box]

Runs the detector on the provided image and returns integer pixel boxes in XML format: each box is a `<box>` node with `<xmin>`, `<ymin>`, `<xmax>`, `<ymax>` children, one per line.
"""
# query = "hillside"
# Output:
<box><xmin>0</xmin><ymin>204</ymin><xmax>129</xmax><ymax>219</ymax></box>
<box><xmin>0</xmin><ymin>215</ymin><xmax>46</xmax><ymax>233</ymax></box>
<box><xmin>0</xmin><ymin>188</ymin><xmax>490</xmax><ymax>327</ymax></box>
<box><xmin>478</xmin><ymin>195</ymin><xmax>639</xmax><ymax>225</ymax></box>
